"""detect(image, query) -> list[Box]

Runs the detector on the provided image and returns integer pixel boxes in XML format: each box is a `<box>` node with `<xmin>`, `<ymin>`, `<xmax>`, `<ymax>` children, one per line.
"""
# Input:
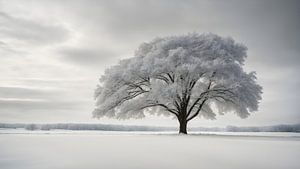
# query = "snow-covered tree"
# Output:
<box><xmin>93</xmin><ymin>33</ymin><xmax>262</xmax><ymax>134</ymax></box>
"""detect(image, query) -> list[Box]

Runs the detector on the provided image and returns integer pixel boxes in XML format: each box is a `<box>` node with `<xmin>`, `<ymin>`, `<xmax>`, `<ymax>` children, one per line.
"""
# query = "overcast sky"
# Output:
<box><xmin>0</xmin><ymin>0</ymin><xmax>299</xmax><ymax>127</ymax></box>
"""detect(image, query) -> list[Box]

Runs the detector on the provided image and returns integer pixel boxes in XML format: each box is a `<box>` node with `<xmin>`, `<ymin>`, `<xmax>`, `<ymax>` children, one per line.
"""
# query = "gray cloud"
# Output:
<box><xmin>0</xmin><ymin>40</ymin><xmax>12</xmax><ymax>52</ymax></box>
<box><xmin>0</xmin><ymin>40</ymin><xmax>5</xmax><ymax>46</ymax></box>
<box><xmin>0</xmin><ymin>86</ymin><xmax>51</xmax><ymax>99</ymax></box>
<box><xmin>0</xmin><ymin>84</ymin><xmax>93</xmax><ymax>122</ymax></box>
<box><xmin>0</xmin><ymin>99</ymin><xmax>88</xmax><ymax>111</ymax></box>
<box><xmin>59</xmin><ymin>47</ymin><xmax>119</xmax><ymax>67</ymax></box>
<box><xmin>0</xmin><ymin>40</ymin><xmax>8</xmax><ymax>51</ymax></box>
<box><xmin>0</xmin><ymin>11</ymin><xmax>70</xmax><ymax>46</ymax></box>
<box><xmin>49</xmin><ymin>0</ymin><xmax>300</xmax><ymax>68</ymax></box>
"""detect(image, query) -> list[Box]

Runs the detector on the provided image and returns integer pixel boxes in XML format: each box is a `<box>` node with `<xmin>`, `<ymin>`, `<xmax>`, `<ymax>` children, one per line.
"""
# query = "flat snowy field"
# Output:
<box><xmin>0</xmin><ymin>130</ymin><xmax>299</xmax><ymax>169</ymax></box>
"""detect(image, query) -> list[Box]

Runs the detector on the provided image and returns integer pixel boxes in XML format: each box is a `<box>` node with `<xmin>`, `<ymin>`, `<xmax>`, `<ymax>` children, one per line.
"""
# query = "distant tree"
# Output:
<box><xmin>93</xmin><ymin>33</ymin><xmax>262</xmax><ymax>134</ymax></box>
<box><xmin>25</xmin><ymin>124</ymin><xmax>38</xmax><ymax>130</ymax></box>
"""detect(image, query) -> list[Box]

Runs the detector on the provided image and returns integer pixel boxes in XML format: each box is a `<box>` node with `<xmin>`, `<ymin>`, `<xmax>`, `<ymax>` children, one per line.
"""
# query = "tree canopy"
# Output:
<box><xmin>93</xmin><ymin>33</ymin><xmax>262</xmax><ymax>133</ymax></box>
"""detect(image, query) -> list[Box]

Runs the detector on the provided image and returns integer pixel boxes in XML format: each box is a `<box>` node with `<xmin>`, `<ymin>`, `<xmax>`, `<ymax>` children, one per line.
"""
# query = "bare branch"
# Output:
<box><xmin>187</xmin><ymin>98</ymin><xmax>207</xmax><ymax>121</ymax></box>
<box><xmin>140</xmin><ymin>103</ymin><xmax>179</xmax><ymax>117</ymax></box>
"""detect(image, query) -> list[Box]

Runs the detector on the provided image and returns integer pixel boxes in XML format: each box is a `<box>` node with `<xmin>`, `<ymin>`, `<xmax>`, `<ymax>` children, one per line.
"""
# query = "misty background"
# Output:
<box><xmin>0</xmin><ymin>0</ymin><xmax>299</xmax><ymax>127</ymax></box>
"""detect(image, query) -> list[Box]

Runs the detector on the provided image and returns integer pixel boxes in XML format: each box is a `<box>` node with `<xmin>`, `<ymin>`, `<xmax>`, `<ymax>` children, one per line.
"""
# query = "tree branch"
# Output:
<box><xmin>187</xmin><ymin>98</ymin><xmax>207</xmax><ymax>121</ymax></box>
<box><xmin>140</xmin><ymin>103</ymin><xmax>179</xmax><ymax>118</ymax></box>
<box><xmin>186</xmin><ymin>77</ymin><xmax>213</xmax><ymax>118</ymax></box>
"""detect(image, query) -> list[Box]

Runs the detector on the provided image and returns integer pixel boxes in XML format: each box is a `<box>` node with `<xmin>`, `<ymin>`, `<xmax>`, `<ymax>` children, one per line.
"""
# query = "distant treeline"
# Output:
<box><xmin>224</xmin><ymin>124</ymin><xmax>300</xmax><ymax>132</ymax></box>
<box><xmin>0</xmin><ymin>123</ymin><xmax>174</xmax><ymax>131</ymax></box>
<box><xmin>189</xmin><ymin>124</ymin><xmax>300</xmax><ymax>132</ymax></box>
<box><xmin>0</xmin><ymin>123</ymin><xmax>299</xmax><ymax>132</ymax></box>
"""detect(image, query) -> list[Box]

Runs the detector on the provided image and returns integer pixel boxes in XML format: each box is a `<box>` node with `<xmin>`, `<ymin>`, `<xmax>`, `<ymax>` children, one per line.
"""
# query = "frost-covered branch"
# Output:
<box><xmin>140</xmin><ymin>102</ymin><xmax>179</xmax><ymax>118</ymax></box>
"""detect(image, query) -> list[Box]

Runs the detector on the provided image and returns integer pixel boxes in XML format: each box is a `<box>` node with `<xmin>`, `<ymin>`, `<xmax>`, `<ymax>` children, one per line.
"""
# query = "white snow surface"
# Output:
<box><xmin>0</xmin><ymin>130</ymin><xmax>299</xmax><ymax>169</ymax></box>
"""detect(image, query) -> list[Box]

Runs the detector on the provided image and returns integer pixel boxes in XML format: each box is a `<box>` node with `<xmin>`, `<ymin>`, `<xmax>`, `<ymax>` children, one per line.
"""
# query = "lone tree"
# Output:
<box><xmin>93</xmin><ymin>33</ymin><xmax>262</xmax><ymax>134</ymax></box>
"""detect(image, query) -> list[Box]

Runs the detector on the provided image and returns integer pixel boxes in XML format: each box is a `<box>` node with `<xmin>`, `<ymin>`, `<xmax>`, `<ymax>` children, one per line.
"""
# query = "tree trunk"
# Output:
<box><xmin>179</xmin><ymin>119</ymin><xmax>187</xmax><ymax>134</ymax></box>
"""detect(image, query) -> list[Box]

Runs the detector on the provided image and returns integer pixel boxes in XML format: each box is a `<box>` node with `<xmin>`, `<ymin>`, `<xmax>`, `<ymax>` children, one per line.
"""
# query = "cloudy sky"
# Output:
<box><xmin>0</xmin><ymin>0</ymin><xmax>299</xmax><ymax>127</ymax></box>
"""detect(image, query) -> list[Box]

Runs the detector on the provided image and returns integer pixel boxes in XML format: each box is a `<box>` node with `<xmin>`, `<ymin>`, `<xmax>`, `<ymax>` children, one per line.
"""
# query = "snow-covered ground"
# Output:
<box><xmin>0</xmin><ymin>130</ymin><xmax>299</xmax><ymax>169</ymax></box>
